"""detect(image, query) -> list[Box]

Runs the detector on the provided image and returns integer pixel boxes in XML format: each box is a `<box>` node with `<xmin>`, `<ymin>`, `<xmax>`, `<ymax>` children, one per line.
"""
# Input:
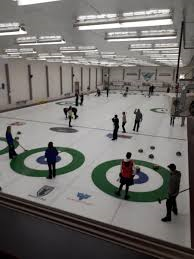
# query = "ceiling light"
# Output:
<box><xmin>74</xmin><ymin>9</ymin><xmax>173</xmax><ymax>30</ymax></box>
<box><xmin>0</xmin><ymin>54</ymin><xmax>22</xmax><ymax>59</ymax></box>
<box><xmin>129</xmin><ymin>42</ymin><xmax>178</xmax><ymax>51</ymax></box>
<box><xmin>16</xmin><ymin>0</ymin><xmax>60</xmax><ymax>5</ymax></box>
<box><xmin>130</xmin><ymin>47</ymin><xmax>179</xmax><ymax>51</ymax></box>
<box><xmin>0</xmin><ymin>23</ymin><xmax>27</xmax><ymax>36</ymax></box>
<box><xmin>106</xmin><ymin>29</ymin><xmax>176</xmax><ymax>42</ymax></box>
<box><xmin>107</xmin><ymin>36</ymin><xmax>176</xmax><ymax>42</ymax></box>
<box><xmin>17</xmin><ymin>35</ymin><xmax>65</xmax><ymax>46</ymax></box>
<box><xmin>5</xmin><ymin>48</ymin><xmax>36</xmax><ymax>55</ymax></box>
<box><xmin>100</xmin><ymin>51</ymin><xmax>115</xmax><ymax>55</ymax></box>
<box><xmin>61</xmin><ymin>49</ymin><xmax>98</xmax><ymax>53</ymax></box>
<box><xmin>60</xmin><ymin>46</ymin><xmax>76</xmax><ymax>51</ymax></box>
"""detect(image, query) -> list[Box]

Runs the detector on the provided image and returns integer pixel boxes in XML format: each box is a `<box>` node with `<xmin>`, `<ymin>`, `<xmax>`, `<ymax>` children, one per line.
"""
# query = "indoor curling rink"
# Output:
<box><xmin>0</xmin><ymin>90</ymin><xmax>190</xmax><ymax>247</ymax></box>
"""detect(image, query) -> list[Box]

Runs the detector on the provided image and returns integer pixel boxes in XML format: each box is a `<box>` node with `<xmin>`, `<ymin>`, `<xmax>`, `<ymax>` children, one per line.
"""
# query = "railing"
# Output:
<box><xmin>0</xmin><ymin>192</ymin><xmax>193</xmax><ymax>259</ymax></box>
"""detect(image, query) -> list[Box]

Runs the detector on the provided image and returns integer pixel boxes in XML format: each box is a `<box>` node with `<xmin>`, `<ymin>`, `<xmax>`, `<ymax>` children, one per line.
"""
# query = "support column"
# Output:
<box><xmin>5</xmin><ymin>64</ymin><xmax>11</xmax><ymax>104</ymax></box>
<box><xmin>28</xmin><ymin>65</ymin><xmax>33</xmax><ymax>100</ymax></box>
<box><xmin>45</xmin><ymin>65</ymin><xmax>49</xmax><ymax>98</ymax></box>
<box><xmin>60</xmin><ymin>66</ymin><xmax>63</xmax><ymax>95</ymax></box>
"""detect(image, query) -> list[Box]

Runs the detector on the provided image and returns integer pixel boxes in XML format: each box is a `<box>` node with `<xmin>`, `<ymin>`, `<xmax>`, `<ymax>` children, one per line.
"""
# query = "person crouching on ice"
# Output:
<box><xmin>115</xmin><ymin>152</ymin><xmax>135</xmax><ymax>200</ymax></box>
<box><xmin>63</xmin><ymin>107</ymin><xmax>68</xmax><ymax>119</ymax></box>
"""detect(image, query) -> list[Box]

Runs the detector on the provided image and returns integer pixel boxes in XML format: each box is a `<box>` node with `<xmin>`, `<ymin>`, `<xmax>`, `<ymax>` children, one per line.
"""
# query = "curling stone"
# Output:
<box><xmin>149</xmin><ymin>154</ymin><xmax>154</xmax><ymax>159</ymax></box>
<box><xmin>176</xmin><ymin>151</ymin><xmax>182</xmax><ymax>157</ymax></box>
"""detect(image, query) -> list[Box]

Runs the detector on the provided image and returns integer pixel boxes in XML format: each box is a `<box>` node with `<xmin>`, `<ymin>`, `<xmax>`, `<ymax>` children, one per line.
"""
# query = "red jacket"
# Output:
<box><xmin>121</xmin><ymin>160</ymin><xmax>134</xmax><ymax>178</ymax></box>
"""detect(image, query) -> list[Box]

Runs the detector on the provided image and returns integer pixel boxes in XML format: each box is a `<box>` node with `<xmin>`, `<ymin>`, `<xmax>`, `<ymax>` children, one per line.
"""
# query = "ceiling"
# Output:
<box><xmin>0</xmin><ymin>0</ymin><xmax>194</xmax><ymax>66</ymax></box>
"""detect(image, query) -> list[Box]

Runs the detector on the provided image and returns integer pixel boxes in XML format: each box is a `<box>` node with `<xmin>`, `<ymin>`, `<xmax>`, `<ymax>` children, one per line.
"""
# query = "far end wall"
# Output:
<box><xmin>106</xmin><ymin>66</ymin><xmax>193</xmax><ymax>90</ymax></box>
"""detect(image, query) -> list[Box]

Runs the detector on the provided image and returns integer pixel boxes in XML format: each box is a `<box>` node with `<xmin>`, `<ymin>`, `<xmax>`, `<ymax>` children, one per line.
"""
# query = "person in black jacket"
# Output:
<box><xmin>112</xmin><ymin>115</ymin><xmax>119</xmax><ymax>140</ymax></box>
<box><xmin>106</xmin><ymin>86</ymin><xmax>109</xmax><ymax>97</ymax></box>
<box><xmin>133</xmin><ymin>109</ymin><xmax>143</xmax><ymax>132</ymax></box>
<box><xmin>63</xmin><ymin>107</ymin><xmax>68</xmax><ymax>119</ymax></box>
<box><xmin>80</xmin><ymin>92</ymin><xmax>84</xmax><ymax>105</ymax></box>
<box><xmin>45</xmin><ymin>142</ymin><xmax>58</xmax><ymax>179</ymax></box>
<box><xmin>75</xmin><ymin>92</ymin><xmax>79</xmax><ymax>106</ymax></box>
<box><xmin>161</xmin><ymin>163</ymin><xmax>181</xmax><ymax>222</ymax></box>
<box><xmin>72</xmin><ymin>107</ymin><xmax>78</xmax><ymax>119</ymax></box>
<box><xmin>6</xmin><ymin>126</ymin><xmax>17</xmax><ymax>159</ymax></box>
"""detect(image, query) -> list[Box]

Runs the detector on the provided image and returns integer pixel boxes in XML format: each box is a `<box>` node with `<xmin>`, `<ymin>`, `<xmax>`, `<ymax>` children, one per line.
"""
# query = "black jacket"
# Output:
<box><xmin>112</xmin><ymin>117</ymin><xmax>119</xmax><ymax>129</ymax></box>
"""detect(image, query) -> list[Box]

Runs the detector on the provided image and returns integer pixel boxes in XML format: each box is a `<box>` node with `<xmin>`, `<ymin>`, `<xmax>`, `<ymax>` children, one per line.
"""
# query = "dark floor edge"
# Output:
<box><xmin>0</xmin><ymin>91</ymin><xmax>96</xmax><ymax>114</ymax></box>
<box><xmin>187</xmin><ymin>117</ymin><xmax>194</xmax><ymax>248</ymax></box>
<box><xmin>0</xmin><ymin>192</ymin><xmax>193</xmax><ymax>259</ymax></box>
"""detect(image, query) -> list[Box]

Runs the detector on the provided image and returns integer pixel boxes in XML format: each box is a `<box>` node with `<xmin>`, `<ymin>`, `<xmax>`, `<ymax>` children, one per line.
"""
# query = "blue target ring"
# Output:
<box><xmin>134</xmin><ymin>171</ymin><xmax>149</xmax><ymax>184</ymax></box>
<box><xmin>36</xmin><ymin>156</ymin><xmax>61</xmax><ymax>165</ymax></box>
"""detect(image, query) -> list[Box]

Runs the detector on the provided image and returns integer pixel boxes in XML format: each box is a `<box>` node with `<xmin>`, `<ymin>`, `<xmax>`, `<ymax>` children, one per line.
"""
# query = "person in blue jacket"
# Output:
<box><xmin>6</xmin><ymin>126</ymin><xmax>17</xmax><ymax>159</ymax></box>
<box><xmin>45</xmin><ymin>142</ymin><xmax>59</xmax><ymax>179</ymax></box>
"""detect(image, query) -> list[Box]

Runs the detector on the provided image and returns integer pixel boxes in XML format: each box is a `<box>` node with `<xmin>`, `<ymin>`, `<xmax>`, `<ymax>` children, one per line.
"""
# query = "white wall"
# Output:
<box><xmin>9</xmin><ymin>61</ymin><xmax>29</xmax><ymax>104</ymax></box>
<box><xmin>31</xmin><ymin>62</ymin><xmax>47</xmax><ymax>101</ymax></box>
<box><xmin>73</xmin><ymin>65</ymin><xmax>81</xmax><ymax>90</ymax></box>
<box><xmin>0</xmin><ymin>63</ymin><xmax>8</xmax><ymax>108</ymax></box>
<box><xmin>109</xmin><ymin>66</ymin><xmax>178</xmax><ymax>86</ymax></box>
<box><xmin>124</xmin><ymin>68</ymin><xmax>138</xmax><ymax>82</ymax></box>
<box><xmin>0</xmin><ymin>60</ymin><xmax>104</xmax><ymax>111</ymax></box>
<box><xmin>90</xmin><ymin>67</ymin><xmax>96</xmax><ymax>90</ymax></box>
<box><xmin>110</xmin><ymin>68</ymin><xmax>123</xmax><ymax>81</ymax></box>
<box><xmin>47</xmin><ymin>63</ymin><xmax>61</xmax><ymax>98</ymax></box>
<box><xmin>97</xmin><ymin>68</ymin><xmax>102</xmax><ymax>86</ymax></box>
<box><xmin>83</xmin><ymin>66</ymin><xmax>89</xmax><ymax>91</ymax></box>
<box><xmin>62</xmin><ymin>64</ymin><xmax>72</xmax><ymax>94</ymax></box>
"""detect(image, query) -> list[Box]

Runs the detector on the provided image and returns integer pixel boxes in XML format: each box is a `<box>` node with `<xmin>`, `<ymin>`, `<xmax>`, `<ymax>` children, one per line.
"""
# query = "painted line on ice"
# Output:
<box><xmin>0</xmin><ymin>116</ymin><xmax>186</xmax><ymax>141</ymax></box>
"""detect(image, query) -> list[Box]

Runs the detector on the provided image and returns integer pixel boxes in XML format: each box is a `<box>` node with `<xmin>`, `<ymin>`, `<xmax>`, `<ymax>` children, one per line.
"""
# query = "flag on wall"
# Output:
<box><xmin>142</xmin><ymin>72</ymin><xmax>155</xmax><ymax>81</ymax></box>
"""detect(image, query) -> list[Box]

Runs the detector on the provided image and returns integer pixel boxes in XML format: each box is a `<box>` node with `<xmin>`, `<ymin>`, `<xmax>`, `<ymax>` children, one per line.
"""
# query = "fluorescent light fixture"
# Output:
<box><xmin>129</xmin><ymin>42</ymin><xmax>178</xmax><ymax>51</ymax></box>
<box><xmin>155</xmin><ymin>43</ymin><xmax>178</xmax><ymax>48</ymax></box>
<box><xmin>100</xmin><ymin>51</ymin><xmax>115</xmax><ymax>55</ymax></box>
<box><xmin>0</xmin><ymin>54</ymin><xmax>22</xmax><ymax>59</ymax></box>
<box><xmin>60</xmin><ymin>46</ymin><xmax>76</xmax><ymax>51</ymax></box>
<box><xmin>39</xmin><ymin>55</ymin><xmax>64</xmax><ymax>58</ymax></box>
<box><xmin>74</xmin><ymin>9</ymin><xmax>173</xmax><ymax>30</ymax></box>
<box><xmin>0</xmin><ymin>23</ymin><xmax>27</xmax><ymax>36</ymax></box>
<box><xmin>60</xmin><ymin>46</ymin><xmax>97</xmax><ymax>53</ymax></box>
<box><xmin>61</xmin><ymin>49</ymin><xmax>98</xmax><ymax>53</ymax></box>
<box><xmin>17</xmin><ymin>35</ymin><xmax>65</xmax><ymax>46</ymax></box>
<box><xmin>130</xmin><ymin>43</ymin><xmax>152</xmax><ymax>48</ymax></box>
<box><xmin>130</xmin><ymin>47</ymin><xmax>179</xmax><ymax>51</ymax></box>
<box><xmin>121</xmin><ymin>64</ymin><xmax>136</xmax><ymax>67</ymax></box>
<box><xmin>143</xmin><ymin>49</ymin><xmax>178</xmax><ymax>54</ymax></box>
<box><xmin>106</xmin><ymin>29</ymin><xmax>176</xmax><ymax>42</ymax></box>
<box><xmin>107</xmin><ymin>36</ymin><xmax>176</xmax><ymax>42</ymax></box>
<box><xmin>16</xmin><ymin>0</ymin><xmax>60</xmax><ymax>5</ymax></box>
<box><xmin>19</xmin><ymin>40</ymin><xmax>66</xmax><ymax>46</ymax></box>
<box><xmin>5</xmin><ymin>48</ymin><xmax>36</xmax><ymax>55</ymax></box>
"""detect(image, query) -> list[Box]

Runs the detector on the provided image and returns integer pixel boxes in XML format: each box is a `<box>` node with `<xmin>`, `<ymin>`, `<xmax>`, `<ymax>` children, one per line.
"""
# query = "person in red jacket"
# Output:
<box><xmin>115</xmin><ymin>152</ymin><xmax>135</xmax><ymax>200</ymax></box>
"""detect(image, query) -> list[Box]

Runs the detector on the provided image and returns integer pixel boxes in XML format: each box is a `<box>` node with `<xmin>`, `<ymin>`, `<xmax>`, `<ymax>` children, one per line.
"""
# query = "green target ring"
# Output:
<box><xmin>0</xmin><ymin>137</ymin><xmax>19</xmax><ymax>155</ymax></box>
<box><xmin>10</xmin><ymin>147</ymin><xmax>85</xmax><ymax>177</ymax></box>
<box><xmin>150</xmin><ymin>108</ymin><xmax>167</xmax><ymax>114</ymax></box>
<box><xmin>92</xmin><ymin>159</ymin><xmax>170</xmax><ymax>202</ymax></box>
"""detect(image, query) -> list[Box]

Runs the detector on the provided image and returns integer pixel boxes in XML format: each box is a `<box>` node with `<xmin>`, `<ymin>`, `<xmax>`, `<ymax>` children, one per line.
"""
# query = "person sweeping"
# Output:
<box><xmin>161</xmin><ymin>163</ymin><xmax>181</xmax><ymax>222</ymax></box>
<box><xmin>6</xmin><ymin>126</ymin><xmax>17</xmax><ymax>159</ymax></box>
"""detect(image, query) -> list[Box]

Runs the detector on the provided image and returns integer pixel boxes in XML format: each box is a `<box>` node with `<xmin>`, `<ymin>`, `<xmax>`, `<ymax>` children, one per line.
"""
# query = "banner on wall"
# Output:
<box><xmin>142</xmin><ymin>72</ymin><xmax>155</xmax><ymax>81</ymax></box>
<box><xmin>159</xmin><ymin>73</ymin><xmax>171</xmax><ymax>77</ymax></box>
<box><xmin>126</xmin><ymin>73</ymin><xmax>138</xmax><ymax>76</ymax></box>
